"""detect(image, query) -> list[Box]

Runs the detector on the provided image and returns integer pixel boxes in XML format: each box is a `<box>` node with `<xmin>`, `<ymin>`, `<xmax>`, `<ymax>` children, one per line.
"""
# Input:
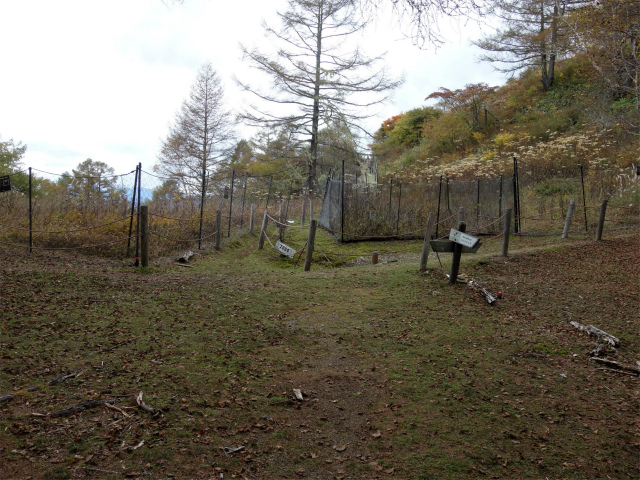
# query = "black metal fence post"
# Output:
<box><xmin>341</xmin><ymin>157</ymin><xmax>345</xmax><ymax>243</ymax></box>
<box><xmin>228</xmin><ymin>170</ymin><xmax>235</xmax><ymax>238</ymax></box>
<box><xmin>499</xmin><ymin>174</ymin><xmax>503</xmax><ymax>229</ymax></box>
<box><xmin>127</xmin><ymin>164</ymin><xmax>139</xmax><ymax>256</ymax></box>
<box><xmin>476</xmin><ymin>176</ymin><xmax>480</xmax><ymax>230</ymax></box>
<box><xmin>28</xmin><ymin>167</ymin><xmax>32</xmax><ymax>253</ymax></box>
<box><xmin>396</xmin><ymin>183</ymin><xmax>402</xmax><ymax>235</ymax></box>
<box><xmin>135</xmin><ymin>163</ymin><xmax>142</xmax><ymax>264</ymax></box>
<box><xmin>436</xmin><ymin>175</ymin><xmax>443</xmax><ymax>238</ymax></box>
<box><xmin>513</xmin><ymin>157</ymin><xmax>520</xmax><ymax>233</ymax></box>
<box><xmin>388</xmin><ymin>176</ymin><xmax>393</xmax><ymax>218</ymax></box>
<box><xmin>446</xmin><ymin>175</ymin><xmax>450</xmax><ymax>212</ymax></box>
<box><xmin>240</xmin><ymin>172</ymin><xmax>248</xmax><ymax>227</ymax></box>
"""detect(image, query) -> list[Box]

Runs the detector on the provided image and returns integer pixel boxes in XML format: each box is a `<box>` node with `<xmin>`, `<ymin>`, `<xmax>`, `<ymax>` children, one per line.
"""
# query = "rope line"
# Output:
<box><xmin>0</xmin><ymin>235</ymin><xmax>135</xmax><ymax>250</ymax></box>
<box><xmin>266</xmin><ymin>214</ymin><xmax>307</xmax><ymax>229</ymax></box>
<box><xmin>262</xmin><ymin>229</ymin><xmax>279</xmax><ymax>253</ymax></box>
<box><xmin>466</xmin><ymin>213</ymin><xmax>507</xmax><ymax>234</ymax></box>
<box><xmin>149</xmin><ymin>212</ymin><xmax>218</xmax><ymax>222</ymax></box>
<box><xmin>150</xmin><ymin>229</ymin><xmax>218</xmax><ymax>243</ymax></box>
<box><xmin>435</xmin><ymin>211</ymin><xmax>458</xmax><ymax>227</ymax></box>
<box><xmin>313</xmin><ymin>244</ymin><xmax>332</xmax><ymax>263</ymax></box>
<box><xmin>32</xmin><ymin>168</ymin><xmax>136</xmax><ymax>179</ymax></box>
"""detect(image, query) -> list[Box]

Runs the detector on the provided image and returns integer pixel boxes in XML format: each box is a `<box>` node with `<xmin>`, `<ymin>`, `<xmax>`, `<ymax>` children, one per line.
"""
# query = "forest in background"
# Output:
<box><xmin>0</xmin><ymin>0</ymin><xmax>638</xmax><ymax>248</ymax></box>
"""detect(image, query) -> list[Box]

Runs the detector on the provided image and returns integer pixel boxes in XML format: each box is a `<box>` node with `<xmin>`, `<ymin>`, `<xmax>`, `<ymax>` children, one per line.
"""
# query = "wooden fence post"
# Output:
<box><xmin>249</xmin><ymin>204</ymin><xmax>256</xmax><ymax>234</ymax></box>
<box><xmin>258</xmin><ymin>209</ymin><xmax>268</xmax><ymax>250</ymax></box>
<box><xmin>595</xmin><ymin>198</ymin><xmax>608</xmax><ymax>241</ymax></box>
<box><xmin>502</xmin><ymin>208</ymin><xmax>512</xmax><ymax>257</ymax></box>
<box><xmin>457</xmin><ymin>207</ymin><xmax>464</xmax><ymax>226</ymax></box>
<box><xmin>419</xmin><ymin>212</ymin><xmax>435</xmax><ymax>272</ymax></box>
<box><xmin>562</xmin><ymin>200</ymin><xmax>576</xmax><ymax>239</ymax></box>
<box><xmin>304</xmin><ymin>220</ymin><xmax>317</xmax><ymax>272</ymax></box>
<box><xmin>215</xmin><ymin>210</ymin><xmax>222</xmax><ymax>250</ymax></box>
<box><xmin>140</xmin><ymin>205</ymin><xmax>149</xmax><ymax>268</ymax></box>
<box><xmin>278</xmin><ymin>202</ymin><xmax>284</xmax><ymax>241</ymax></box>
<box><xmin>449</xmin><ymin>221</ymin><xmax>466</xmax><ymax>285</ymax></box>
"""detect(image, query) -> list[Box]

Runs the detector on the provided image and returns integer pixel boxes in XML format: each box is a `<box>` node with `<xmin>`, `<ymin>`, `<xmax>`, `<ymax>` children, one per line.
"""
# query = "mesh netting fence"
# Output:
<box><xmin>0</xmin><ymin>161</ymin><xmax>637</xmax><ymax>257</ymax></box>
<box><xmin>319</xmin><ymin>175</ymin><xmax>516</xmax><ymax>240</ymax></box>
<box><xmin>318</xmin><ymin>163</ymin><xmax>639</xmax><ymax>241</ymax></box>
<box><xmin>0</xmin><ymin>166</ymin><xmax>314</xmax><ymax>258</ymax></box>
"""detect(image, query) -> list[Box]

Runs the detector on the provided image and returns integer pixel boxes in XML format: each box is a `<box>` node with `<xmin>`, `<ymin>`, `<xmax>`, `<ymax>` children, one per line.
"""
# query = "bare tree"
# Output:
<box><xmin>155</xmin><ymin>63</ymin><xmax>235</xmax><ymax>197</ymax></box>
<box><xmin>471</xmin><ymin>1</ymin><xmax>583</xmax><ymax>91</ymax></box>
<box><xmin>363</xmin><ymin>0</ymin><xmax>487</xmax><ymax>47</ymax></box>
<box><xmin>236</xmin><ymin>0</ymin><xmax>402</xmax><ymax>190</ymax></box>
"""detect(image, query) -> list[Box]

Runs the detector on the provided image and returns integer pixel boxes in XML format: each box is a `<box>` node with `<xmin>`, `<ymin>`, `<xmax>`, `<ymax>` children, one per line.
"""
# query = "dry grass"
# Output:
<box><xmin>0</xmin><ymin>227</ymin><xmax>638</xmax><ymax>479</ymax></box>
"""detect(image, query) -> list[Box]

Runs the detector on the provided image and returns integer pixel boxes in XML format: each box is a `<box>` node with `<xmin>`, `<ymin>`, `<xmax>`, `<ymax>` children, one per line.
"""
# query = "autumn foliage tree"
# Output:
<box><xmin>426</xmin><ymin>83</ymin><xmax>498</xmax><ymax>132</ymax></box>
<box><xmin>564</xmin><ymin>0</ymin><xmax>639</xmax><ymax>103</ymax></box>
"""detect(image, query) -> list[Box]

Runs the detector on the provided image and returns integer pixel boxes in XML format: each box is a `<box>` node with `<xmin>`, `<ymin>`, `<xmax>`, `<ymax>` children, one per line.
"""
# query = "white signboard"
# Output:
<box><xmin>449</xmin><ymin>229</ymin><xmax>479</xmax><ymax>248</ymax></box>
<box><xmin>275</xmin><ymin>240</ymin><xmax>297</xmax><ymax>258</ymax></box>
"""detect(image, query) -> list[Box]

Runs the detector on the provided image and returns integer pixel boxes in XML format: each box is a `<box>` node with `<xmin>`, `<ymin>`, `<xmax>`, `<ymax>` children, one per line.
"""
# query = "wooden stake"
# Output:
<box><xmin>562</xmin><ymin>200</ymin><xmax>576</xmax><ymax>239</ymax></box>
<box><xmin>419</xmin><ymin>212</ymin><xmax>435</xmax><ymax>272</ymax></box>
<box><xmin>304</xmin><ymin>220</ymin><xmax>317</xmax><ymax>272</ymax></box>
<box><xmin>595</xmin><ymin>198</ymin><xmax>608</xmax><ymax>241</ymax></box>
<box><xmin>258</xmin><ymin>209</ymin><xmax>268</xmax><ymax>250</ymax></box>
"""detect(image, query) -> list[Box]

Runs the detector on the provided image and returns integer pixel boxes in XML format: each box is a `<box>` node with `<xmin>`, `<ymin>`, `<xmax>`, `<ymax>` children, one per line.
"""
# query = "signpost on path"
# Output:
<box><xmin>429</xmin><ymin>222</ymin><xmax>481</xmax><ymax>284</ymax></box>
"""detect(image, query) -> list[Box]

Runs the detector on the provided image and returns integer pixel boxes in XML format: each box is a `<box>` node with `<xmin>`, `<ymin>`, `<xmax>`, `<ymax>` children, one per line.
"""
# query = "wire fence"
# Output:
<box><xmin>0</xmin><ymin>164</ymin><xmax>314</xmax><ymax>258</ymax></box>
<box><xmin>0</xmin><ymin>160</ymin><xmax>637</xmax><ymax>260</ymax></box>
<box><xmin>318</xmin><ymin>161</ymin><xmax>639</xmax><ymax>241</ymax></box>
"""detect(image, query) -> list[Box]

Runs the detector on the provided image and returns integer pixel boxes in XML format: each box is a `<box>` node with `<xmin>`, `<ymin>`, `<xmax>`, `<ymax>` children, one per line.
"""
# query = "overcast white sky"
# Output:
<box><xmin>0</xmin><ymin>0</ymin><xmax>505</xmax><ymax>175</ymax></box>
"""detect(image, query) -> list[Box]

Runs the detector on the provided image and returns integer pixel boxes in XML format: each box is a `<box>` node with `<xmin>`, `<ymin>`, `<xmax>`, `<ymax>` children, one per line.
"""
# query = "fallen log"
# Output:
<box><xmin>468</xmin><ymin>280</ymin><xmax>497</xmax><ymax>305</ymax></box>
<box><xmin>570</xmin><ymin>321</ymin><xmax>620</xmax><ymax>347</ymax></box>
<box><xmin>591</xmin><ymin>357</ymin><xmax>639</xmax><ymax>376</ymax></box>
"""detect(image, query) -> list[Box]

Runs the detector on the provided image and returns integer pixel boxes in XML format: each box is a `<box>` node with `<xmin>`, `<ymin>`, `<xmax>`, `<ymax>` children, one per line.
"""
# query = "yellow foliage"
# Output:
<box><xmin>493</xmin><ymin>133</ymin><xmax>516</xmax><ymax>149</ymax></box>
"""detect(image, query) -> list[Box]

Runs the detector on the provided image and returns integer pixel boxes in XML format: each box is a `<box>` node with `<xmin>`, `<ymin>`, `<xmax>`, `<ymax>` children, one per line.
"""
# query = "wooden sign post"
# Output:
<box><xmin>429</xmin><ymin>221</ymin><xmax>481</xmax><ymax>285</ymax></box>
